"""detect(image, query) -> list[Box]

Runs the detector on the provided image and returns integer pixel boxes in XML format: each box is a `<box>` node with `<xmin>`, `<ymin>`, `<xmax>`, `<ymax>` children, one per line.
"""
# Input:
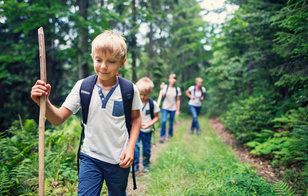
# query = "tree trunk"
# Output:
<box><xmin>78</xmin><ymin>0</ymin><xmax>89</xmax><ymax>79</ymax></box>
<box><xmin>148</xmin><ymin>22</ymin><xmax>154</xmax><ymax>79</ymax></box>
<box><xmin>131</xmin><ymin>0</ymin><xmax>137</xmax><ymax>82</ymax></box>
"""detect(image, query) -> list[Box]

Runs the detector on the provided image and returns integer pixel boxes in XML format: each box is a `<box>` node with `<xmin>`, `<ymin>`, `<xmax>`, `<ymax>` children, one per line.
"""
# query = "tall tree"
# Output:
<box><xmin>77</xmin><ymin>0</ymin><xmax>90</xmax><ymax>79</ymax></box>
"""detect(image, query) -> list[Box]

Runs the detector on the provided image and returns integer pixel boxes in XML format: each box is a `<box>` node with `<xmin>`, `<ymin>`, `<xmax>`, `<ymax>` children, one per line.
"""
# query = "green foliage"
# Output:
<box><xmin>0</xmin><ymin>116</ymin><xmax>81</xmax><ymax>195</ymax></box>
<box><xmin>221</xmin><ymin>95</ymin><xmax>275</xmax><ymax>143</ymax></box>
<box><xmin>273</xmin><ymin>181</ymin><xmax>296</xmax><ymax>196</ymax></box>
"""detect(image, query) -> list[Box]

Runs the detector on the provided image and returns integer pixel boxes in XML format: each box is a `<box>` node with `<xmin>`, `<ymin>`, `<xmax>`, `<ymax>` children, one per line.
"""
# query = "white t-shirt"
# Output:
<box><xmin>140</xmin><ymin>99</ymin><xmax>160</xmax><ymax>133</ymax></box>
<box><xmin>187</xmin><ymin>85</ymin><xmax>206</xmax><ymax>107</ymax></box>
<box><xmin>161</xmin><ymin>85</ymin><xmax>181</xmax><ymax>111</ymax></box>
<box><xmin>62</xmin><ymin>78</ymin><xmax>142</xmax><ymax>164</ymax></box>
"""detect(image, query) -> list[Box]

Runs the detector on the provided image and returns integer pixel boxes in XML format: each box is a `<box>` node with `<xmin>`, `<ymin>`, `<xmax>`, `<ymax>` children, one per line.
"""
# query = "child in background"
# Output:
<box><xmin>31</xmin><ymin>30</ymin><xmax>142</xmax><ymax>195</ymax></box>
<box><xmin>186</xmin><ymin>77</ymin><xmax>206</xmax><ymax>134</ymax></box>
<box><xmin>134</xmin><ymin>77</ymin><xmax>160</xmax><ymax>173</ymax></box>
<box><xmin>160</xmin><ymin>74</ymin><xmax>181</xmax><ymax>142</ymax></box>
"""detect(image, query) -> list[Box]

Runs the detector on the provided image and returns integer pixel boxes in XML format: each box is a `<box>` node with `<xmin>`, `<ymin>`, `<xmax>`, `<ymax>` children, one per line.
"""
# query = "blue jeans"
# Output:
<box><xmin>189</xmin><ymin>105</ymin><xmax>201</xmax><ymax>132</ymax></box>
<box><xmin>78</xmin><ymin>153</ymin><xmax>130</xmax><ymax>196</ymax></box>
<box><xmin>160</xmin><ymin>109</ymin><xmax>176</xmax><ymax>138</ymax></box>
<box><xmin>134</xmin><ymin>131</ymin><xmax>152</xmax><ymax>168</ymax></box>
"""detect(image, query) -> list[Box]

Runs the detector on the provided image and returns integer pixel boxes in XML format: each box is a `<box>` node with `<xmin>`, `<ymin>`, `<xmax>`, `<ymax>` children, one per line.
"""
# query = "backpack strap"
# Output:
<box><xmin>118</xmin><ymin>76</ymin><xmax>138</xmax><ymax>190</ymax></box>
<box><xmin>77</xmin><ymin>74</ymin><xmax>97</xmax><ymax>174</ymax></box>
<box><xmin>148</xmin><ymin>98</ymin><xmax>154</xmax><ymax>120</ymax></box>
<box><xmin>118</xmin><ymin>76</ymin><xmax>134</xmax><ymax>133</ymax></box>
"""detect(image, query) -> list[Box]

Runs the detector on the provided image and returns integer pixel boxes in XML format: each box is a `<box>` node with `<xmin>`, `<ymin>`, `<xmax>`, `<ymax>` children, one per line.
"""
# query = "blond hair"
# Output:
<box><xmin>196</xmin><ymin>77</ymin><xmax>203</xmax><ymax>83</ymax></box>
<box><xmin>136</xmin><ymin>77</ymin><xmax>154</xmax><ymax>92</ymax></box>
<box><xmin>91</xmin><ymin>30</ymin><xmax>127</xmax><ymax>60</ymax></box>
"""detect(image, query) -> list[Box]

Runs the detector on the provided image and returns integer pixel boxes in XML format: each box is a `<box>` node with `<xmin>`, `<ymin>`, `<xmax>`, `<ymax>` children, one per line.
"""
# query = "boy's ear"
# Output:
<box><xmin>120</xmin><ymin>58</ymin><xmax>127</xmax><ymax>67</ymax></box>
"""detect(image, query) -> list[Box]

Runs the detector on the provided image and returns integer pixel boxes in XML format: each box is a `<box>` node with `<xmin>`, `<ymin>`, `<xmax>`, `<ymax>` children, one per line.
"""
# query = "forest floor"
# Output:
<box><xmin>126</xmin><ymin>116</ymin><xmax>280</xmax><ymax>195</ymax></box>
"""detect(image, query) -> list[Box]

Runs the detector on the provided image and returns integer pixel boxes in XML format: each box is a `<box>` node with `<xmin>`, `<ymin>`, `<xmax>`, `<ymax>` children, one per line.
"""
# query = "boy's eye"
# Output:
<box><xmin>96</xmin><ymin>59</ymin><xmax>102</xmax><ymax>62</ymax></box>
<box><xmin>109</xmin><ymin>60</ymin><xmax>115</xmax><ymax>63</ymax></box>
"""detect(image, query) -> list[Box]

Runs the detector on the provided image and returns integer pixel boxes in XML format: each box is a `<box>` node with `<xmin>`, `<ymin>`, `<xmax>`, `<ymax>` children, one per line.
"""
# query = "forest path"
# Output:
<box><xmin>126</xmin><ymin>119</ymin><xmax>188</xmax><ymax>195</ymax></box>
<box><xmin>125</xmin><ymin>116</ymin><xmax>278</xmax><ymax>195</ymax></box>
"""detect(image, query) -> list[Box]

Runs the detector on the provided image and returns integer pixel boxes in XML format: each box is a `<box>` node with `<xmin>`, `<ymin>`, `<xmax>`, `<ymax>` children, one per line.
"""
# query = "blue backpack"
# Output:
<box><xmin>78</xmin><ymin>74</ymin><xmax>137</xmax><ymax>189</ymax></box>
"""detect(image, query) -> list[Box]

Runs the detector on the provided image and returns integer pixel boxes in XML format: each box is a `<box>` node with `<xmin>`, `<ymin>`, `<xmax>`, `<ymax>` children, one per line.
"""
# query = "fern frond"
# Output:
<box><xmin>273</xmin><ymin>181</ymin><xmax>297</xmax><ymax>196</ymax></box>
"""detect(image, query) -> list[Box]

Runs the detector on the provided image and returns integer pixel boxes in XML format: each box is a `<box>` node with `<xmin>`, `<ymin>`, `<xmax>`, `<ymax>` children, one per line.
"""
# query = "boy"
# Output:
<box><xmin>134</xmin><ymin>77</ymin><xmax>160</xmax><ymax>173</ymax></box>
<box><xmin>160</xmin><ymin>74</ymin><xmax>181</xmax><ymax>143</ymax></box>
<box><xmin>185</xmin><ymin>77</ymin><xmax>206</xmax><ymax>134</ymax></box>
<box><xmin>31</xmin><ymin>30</ymin><xmax>142</xmax><ymax>195</ymax></box>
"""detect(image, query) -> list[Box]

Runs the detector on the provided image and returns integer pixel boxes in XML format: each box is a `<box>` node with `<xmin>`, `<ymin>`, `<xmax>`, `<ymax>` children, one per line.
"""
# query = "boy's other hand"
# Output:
<box><xmin>175</xmin><ymin>110</ymin><xmax>180</xmax><ymax>117</ymax></box>
<box><xmin>141</xmin><ymin>123</ymin><xmax>151</xmax><ymax>129</ymax></box>
<box><xmin>119</xmin><ymin>147</ymin><xmax>134</xmax><ymax>168</ymax></box>
<box><xmin>31</xmin><ymin>80</ymin><xmax>51</xmax><ymax>106</ymax></box>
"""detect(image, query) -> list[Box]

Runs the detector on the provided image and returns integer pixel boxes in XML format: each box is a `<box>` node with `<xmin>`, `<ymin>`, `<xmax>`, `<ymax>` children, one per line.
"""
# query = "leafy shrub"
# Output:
<box><xmin>0</xmin><ymin>116</ymin><xmax>82</xmax><ymax>195</ymax></box>
<box><xmin>245</xmin><ymin>106</ymin><xmax>308</xmax><ymax>194</ymax></box>
<box><xmin>221</xmin><ymin>95</ymin><xmax>276</xmax><ymax>143</ymax></box>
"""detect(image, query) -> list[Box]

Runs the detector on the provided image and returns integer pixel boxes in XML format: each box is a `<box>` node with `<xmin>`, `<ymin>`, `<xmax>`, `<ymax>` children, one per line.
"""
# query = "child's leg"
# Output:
<box><xmin>160</xmin><ymin>109</ymin><xmax>168</xmax><ymax>139</ymax></box>
<box><xmin>104</xmin><ymin>164</ymin><xmax>130</xmax><ymax>196</ymax></box>
<box><xmin>133</xmin><ymin>135</ymin><xmax>141</xmax><ymax>170</ymax></box>
<box><xmin>168</xmin><ymin>110</ymin><xmax>176</xmax><ymax>138</ymax></box>
<box><xmin>141</xmin><ymin>131</ymin><xmax>152</xmax><ymax>167</ymax></box>
<box><xmin>188</xmin><ymin>105</ymin><xmax>197</xmax><ymax>132</ymax></box>
<box><xmin>78</xmin><ymin>153</ymin><xmax>104</xmax><ymax>196</ymax></box>
<box><xmin>189</xmin><ymin>105</ymin><xmax>198</xmax><ymax>132</ymax></box>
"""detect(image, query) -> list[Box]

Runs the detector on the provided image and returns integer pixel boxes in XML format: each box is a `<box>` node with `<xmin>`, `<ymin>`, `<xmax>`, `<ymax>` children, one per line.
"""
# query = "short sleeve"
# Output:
<box><xmin>202</xmin><ymin>86</ymin><xmax>206</xmax><ymax>93</ymax></box>
<box><xmin>177</xmin><ymin>87</ymin><xmax>182</xmax><ymax>96</ymax></box>
<box><xmin>188</xmin><ymin>86</ymin><xmax>194</xmax><ymax>92</ymax></box>
<box><xmin>153</xmin><ymin>100</ymin><xmax>160</xmax><ymax>113</ymax></box>
<box><xmin>132</xmin><ymin>84</ymin><xmax>142</xmax><ymax>110</ymax></box>
<box><xmin>62</xmin><ymin>80</ymin><xmax>83</xmax><ymax>114</ymax></box>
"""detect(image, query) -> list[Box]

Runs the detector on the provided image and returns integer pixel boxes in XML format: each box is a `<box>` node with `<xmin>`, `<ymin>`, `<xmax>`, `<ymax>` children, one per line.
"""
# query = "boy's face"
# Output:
<box><xmin>92</xmin><ymin>50</ymin><xmax>125</xmax><ymax>83</ymax></box>
<box><xmin>139</xmin><ymin>90</ymin><xmax>151</xmax><ymax>103</ymax></box>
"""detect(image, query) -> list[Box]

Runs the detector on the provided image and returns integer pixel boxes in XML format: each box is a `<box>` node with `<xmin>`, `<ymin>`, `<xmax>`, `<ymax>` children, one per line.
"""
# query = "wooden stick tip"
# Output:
<box><xmin>38</xmin><ymin>27</ymin><xmax>44</xmax><ymax>34</ymax></box>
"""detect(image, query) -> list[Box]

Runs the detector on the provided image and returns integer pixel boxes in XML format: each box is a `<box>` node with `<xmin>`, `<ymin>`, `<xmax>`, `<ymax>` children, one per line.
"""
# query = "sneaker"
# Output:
<box><xmin>160</xmin><ymin>137</ymin><xmax>165</xmax><ymax>143</ymax></box>
<box><xmin>167</xmin><ymin>137</ymin><xmax>171</xmax><ymax>141</ymax></box>
<box><xmin>143</xmin><ymin>166</ymin><xmax>150</xmax><ymax>173</ymax></box>
<box><xmin>197</xmin><ymin>131</ymin><xmax>201</xmax><ymax>135</ymax></box>
<box><xmin>190</xmin><ymin>130</ymin><xmax>194</xmax><ymax>134</ymax></box>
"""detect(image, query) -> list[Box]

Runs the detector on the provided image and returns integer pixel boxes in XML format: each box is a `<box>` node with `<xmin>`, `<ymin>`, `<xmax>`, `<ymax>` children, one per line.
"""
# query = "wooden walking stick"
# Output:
<box><xmin>38</xmin><ymin>27</ymin><xmax>46</xmax><ymax>196</ymax></box>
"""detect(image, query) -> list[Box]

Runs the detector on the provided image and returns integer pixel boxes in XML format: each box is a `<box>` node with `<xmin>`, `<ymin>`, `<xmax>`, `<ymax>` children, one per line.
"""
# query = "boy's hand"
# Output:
<box><xmin>141</xmin><ymin>123</ymin><xmax>151</xmax><ymax>129</ymax></box>
<box><xmin>191</xmin><ymin>95</ymin><xmax>197</xmax><ymax>99</ymax></box>
<box><xmin>200</xmin><ymin>96</ymin><xmax>204</xmax><ymax>101</ymax></box>
<box><xmin>175</xmin><ymin>110</ymin><xmax>180</xmax><ymax>117</ymax></box>
<box><xmin>119</xmin><ymin>147</ymin><xmax>134</xmax><ymax>168</ymax></box>
<box><xmin>31</xmin><ymin>80</ymin><xmax>51</xmax><ymax>106</ymax></box>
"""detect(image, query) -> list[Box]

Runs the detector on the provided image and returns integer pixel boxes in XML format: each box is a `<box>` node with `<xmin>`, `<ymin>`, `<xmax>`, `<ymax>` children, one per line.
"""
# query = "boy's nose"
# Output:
<box><xmin>100</xmin><ymin>62</ymin><xmax>107</xmax><ymax>69</ymax></box>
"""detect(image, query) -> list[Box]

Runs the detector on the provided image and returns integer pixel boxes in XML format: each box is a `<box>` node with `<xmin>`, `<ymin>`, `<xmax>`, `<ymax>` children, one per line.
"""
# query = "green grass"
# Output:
<box><xmin>144</xmin><ymin>116</ymin><xmax>276</xmax><ymax>195</ymax></box>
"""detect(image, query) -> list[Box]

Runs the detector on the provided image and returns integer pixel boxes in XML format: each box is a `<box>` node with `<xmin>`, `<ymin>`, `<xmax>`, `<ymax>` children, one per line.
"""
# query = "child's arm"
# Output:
<box><xmin>119</xmin><ymin>109</ymin><xmax>141</xmax><ymax>168</ymax></box>
<box><xmin>160</xmin><ymin>82</ymin><xmax>166</xmax><ymax>97</ymax></box>
<box><xmin>141</xmin><ymin>113</ymin><xmax>159</xmax><ymax>129</ymax></box>
<box><xmin>175</xmin><ymin>95</ymin><xmax>180</xmax><ymax>117</ymax></box>
<box><xmin>31</xmin><ymin>80</ymin><xmax>72</xmax><ymax>126</ymax></box>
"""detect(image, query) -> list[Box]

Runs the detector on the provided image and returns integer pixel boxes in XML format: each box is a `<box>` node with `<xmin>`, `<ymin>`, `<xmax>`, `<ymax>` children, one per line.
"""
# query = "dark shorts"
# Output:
<box><xmin>78</xmin><ymin>153</ymin><xmax>130</xmax><ymax>196</ymax></box>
